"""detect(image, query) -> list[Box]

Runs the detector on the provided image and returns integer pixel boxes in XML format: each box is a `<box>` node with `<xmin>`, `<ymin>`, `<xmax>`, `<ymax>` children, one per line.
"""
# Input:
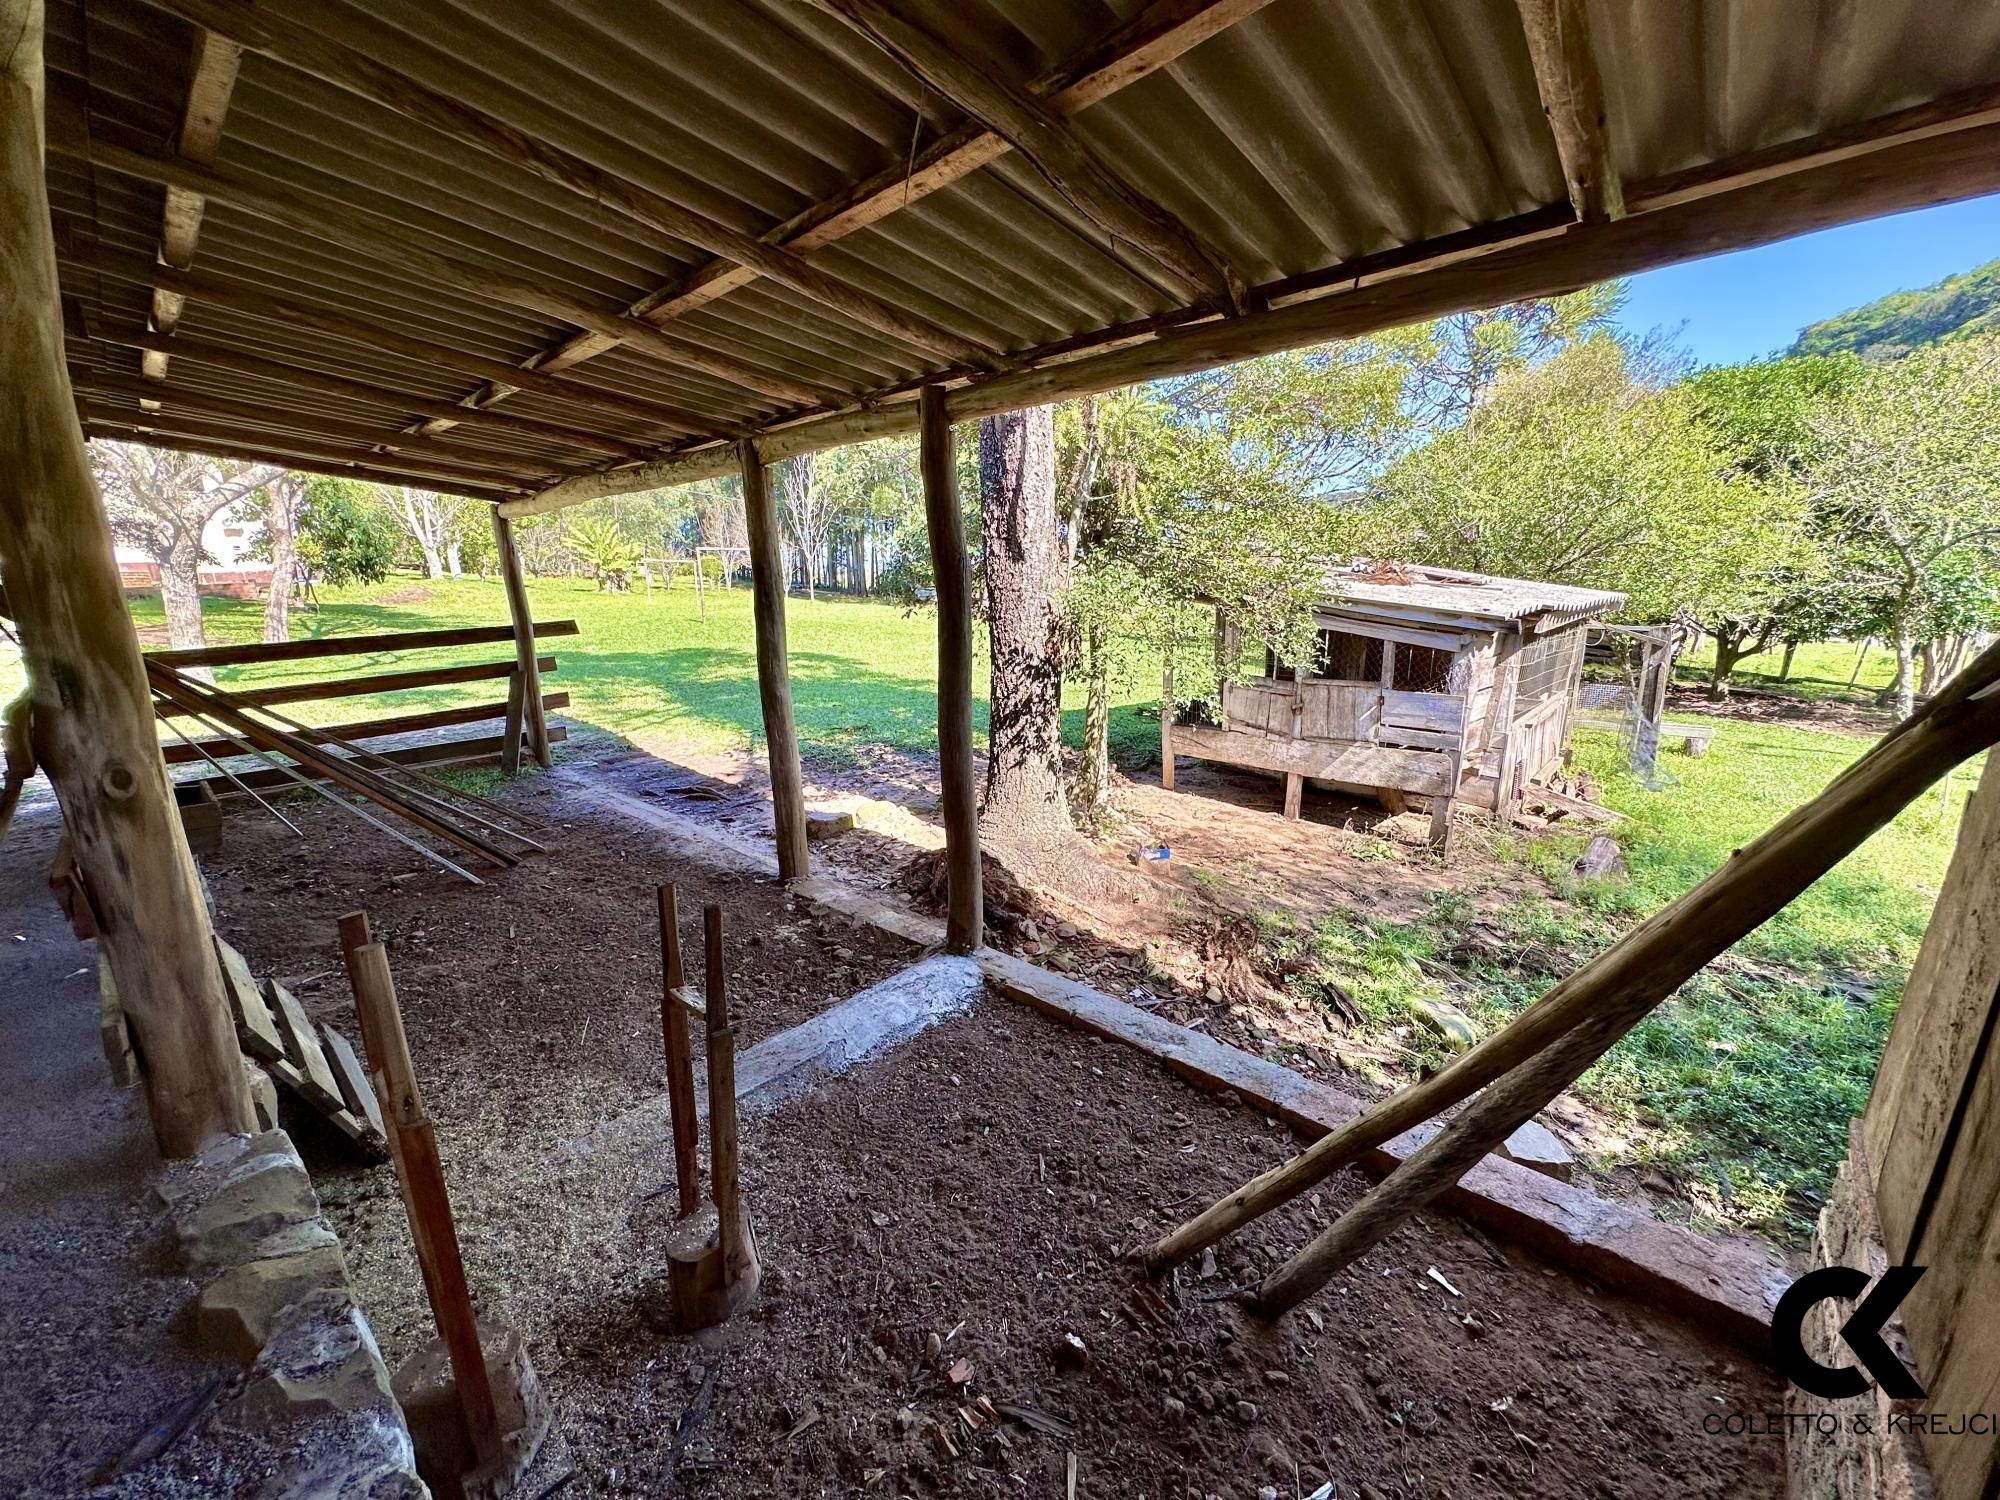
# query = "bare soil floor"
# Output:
<box><xmin>191</xmin><ymin>753</ymin><xmax>1785</xmax><ymax>1500</ymax></box>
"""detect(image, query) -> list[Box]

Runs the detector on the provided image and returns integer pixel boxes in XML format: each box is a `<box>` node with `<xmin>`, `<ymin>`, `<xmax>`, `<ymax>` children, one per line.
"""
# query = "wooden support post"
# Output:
<box><xmin>739</xmin><ymin>439</ymin><xmax>809</xmax><ymax>881</ymax></box>
<box><xmin>491</xmin><ymin>510</ymin><xmax>549</xmax><ymax>770</ymax></box>
<box><xmin>340</xmin><ymin>934</ymin><xmax>503</xmax><ymax>1468</ymax></box>
<box><xmin>1282</xmin><ymin>772</ymin><xmax>1304</xmax><ymax>821</ymax></box>
<box><xmin>498</xmin><ymin>673</ymin><xmax>525</xmax><ymax>777</ymax></box>
<box><xmin>0</xmin><ymin>0</ymin><xmax>250</xmax><ymax>1155</ymax></box>
<box><xmin>656</xmin><ymin>883</ymin><xmax>701</xmax><ymax>1219</ymax></box>
<box><xmin>1428</xmin><ymin>795</ymin><xmax>1455</xmax><ymax>852</ymax></box>
<box><xmin>1160</xmin><ymin>662</ymin><xmax>1176</xmax><ymax>791</ymax></box>
<box><xmin>1145</xmin><ymin>639</ymin><xmax>2000</xmax><ymax>1285</ymax></box>
<box><xmin>703</xmin><ymin>904</ymin><xmax>752</xmax><ymax>1287</ymax></box>
<box><xmin>919</xmin><ymin>386</ymin><xmax>982</xmax><ymax>954</ymax></box>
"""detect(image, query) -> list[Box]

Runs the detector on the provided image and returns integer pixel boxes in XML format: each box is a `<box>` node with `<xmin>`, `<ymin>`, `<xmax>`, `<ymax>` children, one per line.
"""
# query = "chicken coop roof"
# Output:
<box><xmin>1319</xmin><ymin>565</ymin><xmax>1628</xmax><ymax>634</ymax></box>
<box><xmin>44</xmin><ymin>0</ymin><xmax>2000</xmax><ymax>511</ymax></box>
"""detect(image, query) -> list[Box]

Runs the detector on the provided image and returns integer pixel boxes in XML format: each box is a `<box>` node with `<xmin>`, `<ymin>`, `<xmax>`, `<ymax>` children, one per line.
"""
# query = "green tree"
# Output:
<box><xmin>564</xmin><ymin>516</ymin><xmax>643</xmax><ymax>591</ymax></box>
<box><xmin>1799</xmin><ymin>336</ymin><xmax>2000</xmax><ymax>714</ymax></box>
<box><xmin>289</xmin><ymin>478</ymin><xmax>401</xmax><ymax>589</ymax></box>
<box><xmin>1366</xmin><ymin>338</ymin><xmax>1801</xmax><ymax>625</ymax></box>
<box><xmin>1793</xmin><ymin>256</ymin><xmax>2000</xmax><ymax>362</ymax></box>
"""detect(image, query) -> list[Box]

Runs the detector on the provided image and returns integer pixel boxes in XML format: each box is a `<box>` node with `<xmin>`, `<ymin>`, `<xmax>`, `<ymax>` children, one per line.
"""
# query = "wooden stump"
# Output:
<box><xmin>663</xmin><ymin>1202</ymin><xmax>761</xmax><ymax>1331</ymax></box>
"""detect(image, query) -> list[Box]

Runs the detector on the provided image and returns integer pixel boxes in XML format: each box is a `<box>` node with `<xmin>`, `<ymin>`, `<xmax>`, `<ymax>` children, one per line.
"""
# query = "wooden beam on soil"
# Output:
<box><xmin>341</xmin><ymin>937</ymin><xmax>504</xmax><ymax>1468</ymax></box>
<box><xmin>1513</xmin><ymin>0</ymin><xmax>1622</xmax><ymax>222</ymax></box>
<box><xmin>808</xmin><ymin>0</ymin><xmax>1248</xmax><ymax>312</ymax></box>
<box><xmin>0</xmin><ymin>0</ymin><xmax>252</xmax><ymax>1155</ymax></box>
<box><xmin>738</xmin><ymin>439</ymin><xmax>810</xmax><ymax>882</ymax></box>
<box><xmin>500</xmin><ymin>108</ymin><xmax>2000</xmax><ymax>520</ymax></box>
<box><xmin>919</xmin><ymin>387</ymin><xmax>981</xmax><ymax>954</ymax></box>
<box><xmin>144</xmin><ymin>27</ymin><xmax>243</xmax><ymax>379</ymax></box>
<box><xmin>132</xmin><ymin>0</ymin><xmax>1005</xmax><ymax>374</ymax></box>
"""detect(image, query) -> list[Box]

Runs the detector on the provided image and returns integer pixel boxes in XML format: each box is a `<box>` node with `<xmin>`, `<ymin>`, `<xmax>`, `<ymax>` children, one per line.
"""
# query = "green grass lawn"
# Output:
<box><xmin>5</xmin><ymin>576</ymin><xmax>1976</xmax><ymax>1238</ymax></box>
<box><xmin>1674</xmin><ymin>635</ymin><xmax>1900</xmax><ymax>701</ymax></box>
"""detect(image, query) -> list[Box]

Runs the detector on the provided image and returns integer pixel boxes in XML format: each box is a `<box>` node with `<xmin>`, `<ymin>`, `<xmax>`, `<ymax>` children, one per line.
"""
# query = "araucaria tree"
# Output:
<box><xmin>93</xmin><ymin>440</ymin><xmax>281</xmax><ymax>655</ymax></box>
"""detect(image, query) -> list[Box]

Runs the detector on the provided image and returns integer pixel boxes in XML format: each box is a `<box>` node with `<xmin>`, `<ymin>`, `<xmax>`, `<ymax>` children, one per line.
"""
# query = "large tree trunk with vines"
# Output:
<box><xmin>979</xmin><ymin>406</ymin><xmax>1072</xmax><ymax>849</ymax></box>
<box><xmin>0</xmin><ymin>0</ymin><xmax>251</xmax><ymax>1155</ymax></box>
<box><xmin>158</xmin><ymin>529</ymin><xmax>207</xmax><ymax>654</ymax></box>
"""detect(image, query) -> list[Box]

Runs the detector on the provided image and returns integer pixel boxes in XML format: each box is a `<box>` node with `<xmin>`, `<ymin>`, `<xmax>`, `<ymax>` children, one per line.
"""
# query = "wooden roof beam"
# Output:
<box><xmin>98</xmin><ymin>328</ymin><xmax>649</xmax><ymax>459</ymax></box>
<box><xmin>137</xmin><ymin>0</ymin><xmax>1006</xmax><ymax>373</ymax></box>
<box><xmin>60</xmin><ymin>240</ymin><xmax>727</xmax><ymax>440</ymax></box>
<box><xmin>145</xmin><ymin>27</ymin><xmax>242</xmax><ymax>379</ymax></box>
<box><xmin>75</xmin><ymin>371</ymin><xmax>555</xmax><ymax>480</ymax></box>
<box><xmin>1514</xmin><ymin>0</ymin><xmax>1622</xmax><ymax>222</ymax></box>
<box><xmin>81</xmin><ymin>414</ymin><xmax>524</xmax><ymax>501</ymax></box>
<box><xmin>499</xmin><ymin>110</ymin><xmax>2000</xmax><ymax>518</ymax></box>
<box><xmin>49</xmin><ymin>108</ymin><xmax>852</xmax><ymax>410</ymax></box>
<box><xmin>809</xmin><ymin>0</ymin><xmax>1251</xmax><ymax>314</ymax></box>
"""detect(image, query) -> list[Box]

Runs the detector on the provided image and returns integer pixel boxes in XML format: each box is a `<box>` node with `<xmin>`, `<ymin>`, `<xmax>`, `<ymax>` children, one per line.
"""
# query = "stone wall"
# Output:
<box><xmin>1785</xmin><ymin>1123</ymin><xmax>1936</xmax><ymax>1500</ymax></box>
<box><xmin>156</xmin><ymin>1129</ymin><xmax>428</xmax><ymax>1499</ymax></box>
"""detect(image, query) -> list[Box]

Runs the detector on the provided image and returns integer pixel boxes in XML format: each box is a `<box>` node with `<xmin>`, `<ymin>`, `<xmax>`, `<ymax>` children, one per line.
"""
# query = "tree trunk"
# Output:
<box><xmin>979</xmin><ymin>405</ymin><xmax>1071</xmax><ymax>845</ymax></box>
<box><xmin>1890</xmin><ymin>618</ymin><xmax>1917</xmax><ymax>719</ymax></box>
<box><xmin>1707</xmin><ymin>623</ymin><xmax>1742</xmax><ymax>700</ymax></box>
<box><xmin>262</xmin><ymin>476</ymin><xmax>300</xmax><ymax>644</ymax></box>
<box><xmin>1917</xmin><ymin>639</ymin><xmax>1938</xmax><ymax>698</ymax></box>
<box><xmin>446</xmin><ymin>538</ymin><xmax>462</xmax><ymax>580</ymax></box>
<box><xmin>157</xmin><ymin>530</ymin><xmax>207</xmax><ymax>655</ymax></box>
<box><xmin>0</xmin><ymin>0</ymin><xmax>251</xmax><ymax>1155</ymax></box>
<box><xmin>1778</xmin><ymin>640</ymin><xmax>1798</xmax><ymax>682</ymax></box>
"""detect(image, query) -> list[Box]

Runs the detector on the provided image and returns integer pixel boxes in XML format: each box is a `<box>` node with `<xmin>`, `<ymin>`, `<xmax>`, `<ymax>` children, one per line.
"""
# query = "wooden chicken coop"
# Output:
<box><xmin>1164</xmin><ymin>565</ymin><xmax>1626</xmax><ymax>834</ymax></box>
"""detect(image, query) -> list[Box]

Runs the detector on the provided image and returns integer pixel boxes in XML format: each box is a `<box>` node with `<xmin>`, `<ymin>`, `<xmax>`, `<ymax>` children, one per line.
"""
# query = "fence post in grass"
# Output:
<box><xmin>738</xmin><ymin>438</ymin><xmax>809</xmax><ymax>881</ymax></box>
<box><xmin>920</xmin><ymin>385</ymin><xmax>982</xmax><ymax>953</ymax></box>
<box><xmin>492</xmin><ymin>508</ymin><xmax>551</xmax><ymax>770</ymax></box>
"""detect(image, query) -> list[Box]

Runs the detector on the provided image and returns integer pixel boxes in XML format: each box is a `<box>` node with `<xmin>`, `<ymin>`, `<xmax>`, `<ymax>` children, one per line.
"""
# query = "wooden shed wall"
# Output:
<box><xmin>1862</xmin><ymin>754</ymin><xmax>2000</xmax><ymax>1499</ymax></box>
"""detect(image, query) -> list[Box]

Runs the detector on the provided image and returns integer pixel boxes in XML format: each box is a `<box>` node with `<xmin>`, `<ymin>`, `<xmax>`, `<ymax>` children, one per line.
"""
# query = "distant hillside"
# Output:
<box><xmin>1791</xmin><ymin>257</ymin><xmax>2000</xmax><ymax>361</ymax></box>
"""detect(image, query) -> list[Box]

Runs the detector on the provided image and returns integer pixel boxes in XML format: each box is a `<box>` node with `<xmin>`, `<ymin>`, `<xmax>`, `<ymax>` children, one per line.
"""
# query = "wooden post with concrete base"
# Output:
<box><xmin>0</xmin><ymin>0</ymin><xmax>250</xmax><ymax>1156</ymax></box>
<box><xmin>492</xmin><ymin>509</ymin><xmax>549</xmax><ymax>771</ymax></box>
<box><xmin>919</xmin><ymin>386</ymin><xmax>982</xmax><ymax>954</ymax></box>
<box><xmin>739</xmin><ymin>439</ymin><xmax>809</xmax><ymax>881</ymax></box>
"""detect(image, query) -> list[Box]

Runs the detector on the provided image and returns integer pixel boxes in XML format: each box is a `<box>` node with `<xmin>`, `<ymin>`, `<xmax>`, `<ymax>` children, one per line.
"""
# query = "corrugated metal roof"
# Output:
<box><xmin>40</xmin><ymin>0</ymin><xmax>2000</xmax><ymax>497</ymax></box>
<box><xmin>1319</xmin><ymin>565</ymin><xmax>1627</xmax><ymax>632</ymax></box>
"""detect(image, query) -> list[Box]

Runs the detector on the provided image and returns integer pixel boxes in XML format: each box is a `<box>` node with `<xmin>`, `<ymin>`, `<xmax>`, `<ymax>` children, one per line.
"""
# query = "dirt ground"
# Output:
<box><xmin>184</xmin><ymin>752</ymin><xmax>1785</xmax><ymax>1499</ymax></box>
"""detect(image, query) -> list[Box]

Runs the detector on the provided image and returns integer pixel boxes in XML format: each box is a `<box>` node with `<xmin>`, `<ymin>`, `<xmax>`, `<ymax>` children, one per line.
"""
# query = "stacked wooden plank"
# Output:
<box><xmin>213</xmin><ymin>935</ymin><xmax>387</xmax><ymax>1158</ymax></box>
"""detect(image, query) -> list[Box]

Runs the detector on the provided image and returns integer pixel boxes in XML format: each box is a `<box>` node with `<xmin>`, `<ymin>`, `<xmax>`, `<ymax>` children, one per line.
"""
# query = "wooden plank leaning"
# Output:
<box><xmin>1147</xmin><ymin>640</ymin><xmax>2000</xmax><ymax>1301</ymax></box>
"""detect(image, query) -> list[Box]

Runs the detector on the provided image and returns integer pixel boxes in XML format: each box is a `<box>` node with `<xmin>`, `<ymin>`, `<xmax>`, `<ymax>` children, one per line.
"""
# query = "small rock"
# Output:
<box><xmin>1053</xmin><ymin>1332</ymin><xmax>1090</xmax><ymax>1371</ymax></box>
<box><xmin>196</xmin><ymin>1239</ymin><xmax>351</xmax><ymax>1359</ymax></box>
<box><xmin>1496</xmin><ymin>1120</ymin><xmax>1574</xmax><ymax>1182</ymax></box>
<box><xmin>1640</xmin><ymin>1169</ymin><xmax>1675</xmax><ymax>1195</ymax></box>
<box><xmin>925</xmin><ymin>1331</ymin><xmax>944</xmax><ymax>1361</ymax></box>
<box><xmin>175</xmin><ymin>1140</ymin><xmax>320</xmax><ymax>1275</ymax></box>
<box><xmin>805</xmin><ymin>808</ymin><xmax>856</xmax><ymax>841</ymax></box>
<box><xmin>1162</xmin><ymin>1396</ymin><xmax>1186</xmax><ymax>1422</ymax></box>
<box><xmin>1573</xmin><ymin>834</ymin><xmax>1627</xmax><ymax>881</ymax></box>
<box><xmin>1234</xmin><ymin>1400</ymin><xmax>1258</xmax><ymax>1424</ymax></box>
<box><xmin>217</xmin><ymin>1289</ymin><xmax>396</xmax><ymax>1433</ymax></box>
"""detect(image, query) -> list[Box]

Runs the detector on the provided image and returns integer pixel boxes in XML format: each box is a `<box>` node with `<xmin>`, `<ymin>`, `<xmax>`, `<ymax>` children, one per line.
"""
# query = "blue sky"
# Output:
<box><xmin>1611</xmin><ymin>192</ymin><xmax>2000</xmax><ymax>368</ymax></box>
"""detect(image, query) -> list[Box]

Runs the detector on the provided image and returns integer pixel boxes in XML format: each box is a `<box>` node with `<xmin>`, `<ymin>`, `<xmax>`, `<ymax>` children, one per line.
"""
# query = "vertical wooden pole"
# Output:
<box><xmin>693</xmin><ymin>547</ymin><xmax>707</xmax><ymax>620</ymax></box>
<box><xmin>703</xmin><ymin>903</ymin><xmax>749</xmax><ymax>1282</ymax></box>
<box><xmin>738</xmin><ymin>439</ymin><xmax>809</xmax><ymax>880</ymax></box>
<box><xmin>1282</xmin><ymin>773</ymin><xmax>1304</xmax><ymax>821</ymax></box>
<box><xmin>342</xmin><ymin>936</ymin><xmax>503</xmax><ymax>1467</ymax></box>
<box><xmin>919</xmin><ymin>386</ymin><xmax>982</xmax><ymax>954</ymax></box>
<box><xmin>491</xmin><ymin>509</ymin><xmax>550</xmax><ymax>769</ymax></box>
<box><xmin>0</xmin><ymin>0</ymin><xmax>249</xmax><ymax>1155</ymax></box>
<box><xmin>656</xmin><ymin>883</ymin><xmax>701</xmax><ymax>1219</ymax></box>
<box><xmin>1160</xmin><ymin>662</ymin><xmax>1176</xmax><ymax>791</ymax></box>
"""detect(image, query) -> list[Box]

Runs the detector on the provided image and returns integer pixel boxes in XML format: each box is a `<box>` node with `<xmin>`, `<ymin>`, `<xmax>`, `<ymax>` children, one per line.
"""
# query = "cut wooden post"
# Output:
<box><xmin>704</xmin><ymin>903</ymin><xmax>750</xmax><ymax>1286</ymax></box>
<box><xmin>342</xmin><ymin>934</ymin><xmax>504</xmax><ymax>1469</ymax></box>
<box><xmin>1146</xmin><ymin>639</ymin><xmax>2000</xmax><ymax>1281</ymax></box>
<box><xmin>739</xmin><ymin>439</ymin><xmax>809</xmax><ymax>881</ymax></box>
<box><xmin>920</xmin><ymin>386</ymin><xmax>982</xmax><ymax>954</ymax></box>
<box><xmin>1282</xmin><ymin>772</ymin><xmax>1304</xmax><ymax>821</ymax></box>
<box><xmin>492</xmin><ymin>511</ymin><xmax>549</xmax><ymax>770</ymax></box>
<box><xmin>0</xmin><ymin>0</ymin><xmax>250</xmax><ymax>1155</ymax></box>
<box><xmin>656</xmin><ymin>883</ymin><xmax>701</xmax><ymax>1219</ymax></box>
<box><xmin>498</xmin><ymin>673</ymin><xmax>525</xmax><ymax>777</ymax></box>
<box><xmin>1427</xmin><ymin>795</ymin><xmax>1455</xmax><ymax>852</ymax></box>
<box><xmin>1160</xmin><ymin>663</ymin><xmax>1176</xmax><ymax>792</ymax></box>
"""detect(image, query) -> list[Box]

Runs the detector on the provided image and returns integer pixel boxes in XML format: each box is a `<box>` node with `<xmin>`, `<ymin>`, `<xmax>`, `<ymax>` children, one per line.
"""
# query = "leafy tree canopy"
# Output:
<box><xmin>1791</xmin><ymin>256</ymin><xmax>2000</xmax><ymax>362</ymax></box>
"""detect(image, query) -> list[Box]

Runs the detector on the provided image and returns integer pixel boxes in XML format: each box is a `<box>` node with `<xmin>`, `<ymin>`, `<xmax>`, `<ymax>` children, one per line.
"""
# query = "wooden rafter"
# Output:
<box><xmin>1514</xmin><ymin>0</ymin><xmax>1622</xmax><ymax>222</ymax></box>
<box><xmin>499</xmin><ymin>107</ymin><xmax>2000</xmax><ymax>519</ymax></box>
<box><xmin>59</xmin><ymin>241</ymin><xmax>723</xmax><ymax>438</ymax></box>
<box><xmin>136</xmin><ymin>0</ymin><xmax>1005</xmax><ymax>373</ymax></box>
<box><xmin>420</xmin><ymin>0</ymin><xmax>1278</xmax><ymax>434</ymax></box>
<box><xmin>98</xmin><ymin>329</ymin><xmax>648</xmax><ymax>459</ymax></box>
<box><xmin>48</xmin><ymin>107</ymin><xmax>851</xmax><ymax>411</ymax></box>
<box><xmin>80</xmin><ymin>414</ymin><xmax>524</xmax><ymax>501</ymax></box>
<box><xmin>74</xmin><ymin>373</ymin><xmax>551</xmax><ymax>479</ymax></box>
<box><xmin>809</xmin><ymin>0</ymin><xmax>1249</xmax><ymax>313</ymax></box>
<box><xmin>144</xmin><ymin>27</ymin><xmax>242</xmax><ymax>380</ymax></box>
